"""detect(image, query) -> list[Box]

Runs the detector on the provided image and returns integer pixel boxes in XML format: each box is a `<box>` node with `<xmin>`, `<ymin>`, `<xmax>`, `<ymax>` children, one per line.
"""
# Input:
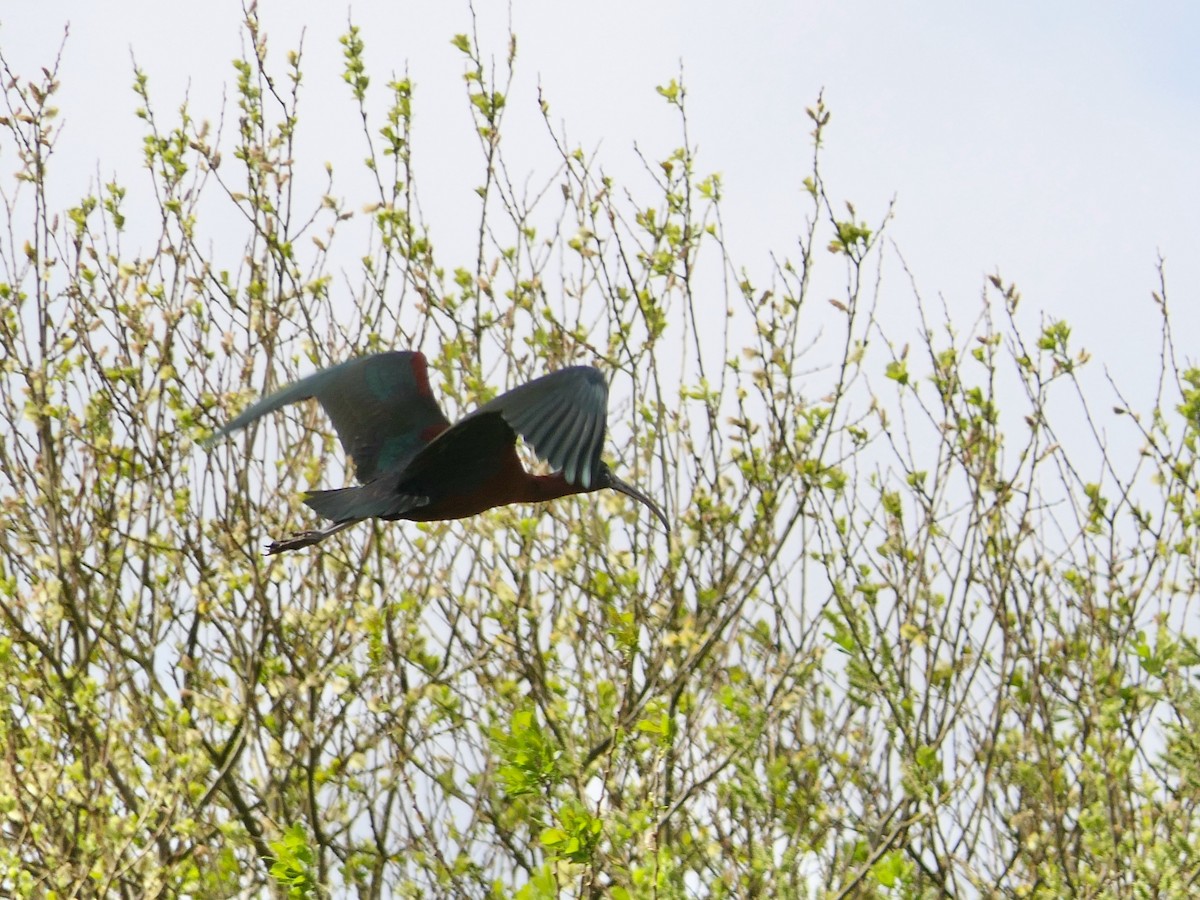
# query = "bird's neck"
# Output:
<box><xmin>519</xmin><ymin>472</ymin><xmax>583</xmax><ymax>503</ymax></box>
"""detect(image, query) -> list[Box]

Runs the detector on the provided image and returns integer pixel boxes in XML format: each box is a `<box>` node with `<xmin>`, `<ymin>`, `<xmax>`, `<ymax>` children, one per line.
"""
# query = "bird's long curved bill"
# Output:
<box><xmin>608</xmin><ymin>472</ymin><xmax>671</xmax><ymax>533</ymax></box>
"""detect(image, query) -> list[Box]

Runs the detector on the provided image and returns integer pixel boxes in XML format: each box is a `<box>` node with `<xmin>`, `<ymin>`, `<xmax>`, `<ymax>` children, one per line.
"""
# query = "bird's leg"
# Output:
<box><xmin>266</xmin><ymin>519</ymin><xmax>358</xmax><ymax>555</ymax></box>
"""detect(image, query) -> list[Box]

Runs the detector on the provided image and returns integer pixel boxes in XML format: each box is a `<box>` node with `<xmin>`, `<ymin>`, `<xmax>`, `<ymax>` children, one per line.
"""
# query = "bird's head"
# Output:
<box><xmin>596</xmin><ymin>462</ymin><xmax>671</xmax><ymax>533</ymax></box>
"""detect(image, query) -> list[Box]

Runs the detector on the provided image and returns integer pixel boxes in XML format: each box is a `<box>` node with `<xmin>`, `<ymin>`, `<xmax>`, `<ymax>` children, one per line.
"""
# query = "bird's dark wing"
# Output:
<box><xmin>202</xmin><ymin>351</ymin><xmax>451</xmax><ymax>483</ymax></box>
<box><xmin>389</xmin><ymin>411</ymin><xmax>524</xmax><ymax>503</ymax></box>
<box><xmin>466</xmin><ymin>366</ymin><xmax>609</xmax><ymax>489</ymax></box>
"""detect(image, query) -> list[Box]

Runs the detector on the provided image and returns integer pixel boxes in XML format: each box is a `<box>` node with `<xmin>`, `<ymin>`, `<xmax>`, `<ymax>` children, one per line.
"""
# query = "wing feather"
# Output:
<box><xmin>468</xmin><ymin>366</ymin><xmax>609</xmax><ymax>489</ymax></box>
<box><xmin>203</xmin><ymin>351</ymin><xmax>451</xmax><ymax>482</ymax></box>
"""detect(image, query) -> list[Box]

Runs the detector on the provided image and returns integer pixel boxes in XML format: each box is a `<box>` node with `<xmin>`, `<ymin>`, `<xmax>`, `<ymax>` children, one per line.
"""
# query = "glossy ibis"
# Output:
<box><xmin>203</xmin><ymin>351</ymin><xmax>669</xmax><ymax>553</ymax></box>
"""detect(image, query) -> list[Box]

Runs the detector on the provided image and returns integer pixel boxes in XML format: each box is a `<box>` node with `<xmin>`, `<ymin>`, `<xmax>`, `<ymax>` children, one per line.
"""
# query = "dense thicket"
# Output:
<box><xmin>2</xmin><ymin>11</ymin><xmax>1199</xmax><ymax>898</ymax></box>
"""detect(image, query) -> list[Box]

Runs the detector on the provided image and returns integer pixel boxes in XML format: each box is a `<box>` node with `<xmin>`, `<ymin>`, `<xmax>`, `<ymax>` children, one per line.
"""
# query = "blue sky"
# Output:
<box><xmin>7</xmin><ymin>2</ymin><xmax>1199</xmax><ymax>410</ymax></box>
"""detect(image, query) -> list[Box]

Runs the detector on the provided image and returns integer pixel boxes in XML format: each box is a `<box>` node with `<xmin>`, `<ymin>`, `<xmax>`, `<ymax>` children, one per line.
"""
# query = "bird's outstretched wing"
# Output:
<box><xmin>466</xmin><ymin>366</ymin><xmax>609</xmax><ymax>489</ymax></box>
<box><xmin>202</xmin><ymin>351</ymin><xmax>451</xmax><ymax>483</ymax></box>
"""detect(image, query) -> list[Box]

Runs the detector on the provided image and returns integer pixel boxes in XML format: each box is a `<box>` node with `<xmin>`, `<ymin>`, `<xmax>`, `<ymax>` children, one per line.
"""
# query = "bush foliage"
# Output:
<box><xmin>2</xmin><ymin>10</ymin><xmax>1199</xmax><ymax>899</ymax></box>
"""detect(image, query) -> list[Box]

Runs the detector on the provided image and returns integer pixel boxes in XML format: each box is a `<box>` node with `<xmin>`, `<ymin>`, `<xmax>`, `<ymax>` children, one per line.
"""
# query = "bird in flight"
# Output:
<box><xmin>203</xmin><ymin>351</ymin><xmax>669</xmax><ymax>553</ymax></box>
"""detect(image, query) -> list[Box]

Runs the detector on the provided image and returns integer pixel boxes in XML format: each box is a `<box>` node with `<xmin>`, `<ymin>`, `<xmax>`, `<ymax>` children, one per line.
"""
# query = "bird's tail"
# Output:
<box><xmin>303</xmin><ymin>479</ymin><xmax>426</xmax><ymax>523</ymax></box>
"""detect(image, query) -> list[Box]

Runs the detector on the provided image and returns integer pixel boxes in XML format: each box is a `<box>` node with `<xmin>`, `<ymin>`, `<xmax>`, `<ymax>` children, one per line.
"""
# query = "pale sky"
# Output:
<box><xmin>6</xmin><ymin>2</ymin><xmax>1199</xmax><ymax>412</ymax></box>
